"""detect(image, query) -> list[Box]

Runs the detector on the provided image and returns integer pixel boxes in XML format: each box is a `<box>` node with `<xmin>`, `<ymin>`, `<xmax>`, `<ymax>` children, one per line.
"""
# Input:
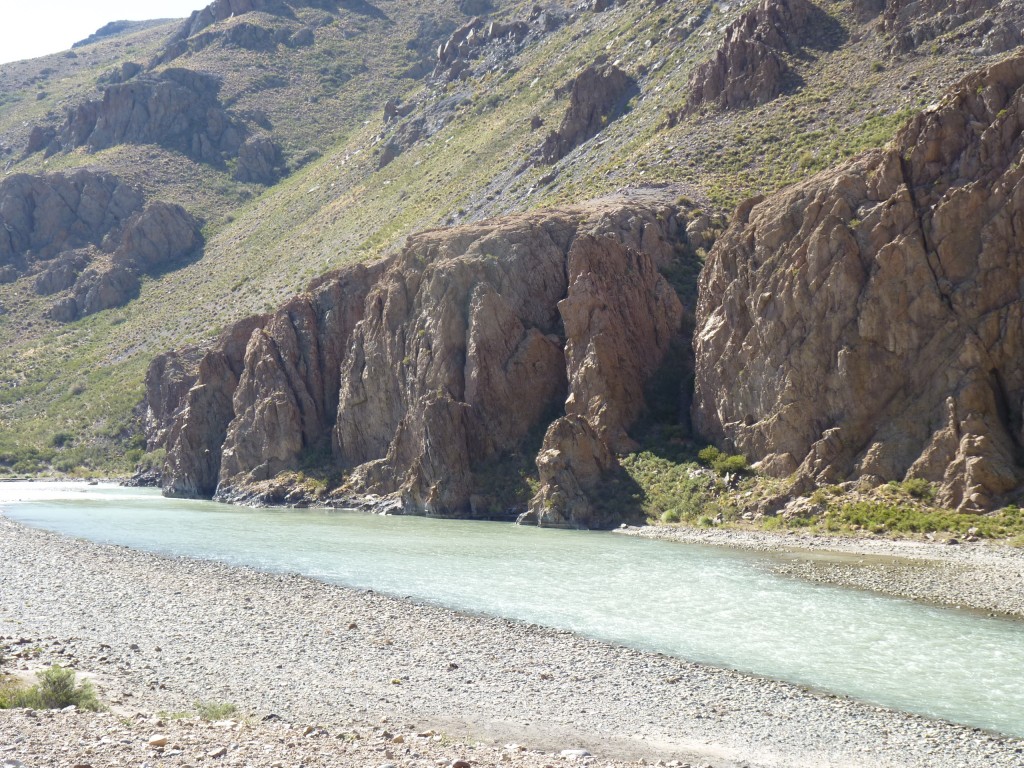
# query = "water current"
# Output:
<box><xmin>2</xmin><ymin>481</ymin><xmax>1023</xmax><ymax>737</ymax></box>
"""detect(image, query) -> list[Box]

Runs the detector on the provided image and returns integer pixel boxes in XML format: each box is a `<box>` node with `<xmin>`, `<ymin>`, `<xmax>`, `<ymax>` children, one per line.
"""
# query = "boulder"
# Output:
<box><xmin>520</xmin><ymin>416</ymin><xmax>616</xmax><ymax>528</ymax></box>
<box><xmin>112</xmin><ymin>202</ymin><xmax>203</xmax><ymax>273</ymax></box>
<box><xmin>233</xmin><ymin>136</ymin><xmax>286</xmax><ymax>185</ymax></box>
<box><xmin>692</xmin><ymin>53</ymin><xmax>1024</xmax><ymax>511</ymax></box>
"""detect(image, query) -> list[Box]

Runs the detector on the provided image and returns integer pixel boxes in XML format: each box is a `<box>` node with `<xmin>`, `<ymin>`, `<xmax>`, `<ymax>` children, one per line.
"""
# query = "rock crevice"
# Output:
<box><xmin>692</xmin><ymin>53</ymin><xmax>1024</xmax><ymax>511</ymax></box>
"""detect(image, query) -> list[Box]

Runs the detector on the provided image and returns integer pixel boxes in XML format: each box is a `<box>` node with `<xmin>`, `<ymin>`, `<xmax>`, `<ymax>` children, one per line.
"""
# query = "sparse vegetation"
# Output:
<box><xmin>194</xmin><ymin>700</ymin><xmax>238</xmax><ymax>721</ymax></box>
<box><xmin>0</xmin><ymin>665</ymin><xmax>101</xmax><ymax>711</ymax></box>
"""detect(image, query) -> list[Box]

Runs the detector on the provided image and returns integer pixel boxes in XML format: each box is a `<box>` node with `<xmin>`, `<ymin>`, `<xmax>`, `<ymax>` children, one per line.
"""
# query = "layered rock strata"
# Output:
<box><xmin>693</xmin><ymin>53</ymin><xmax>1024</xmax><ymax>511</ymax></box>
<box><xmin>152</xmin><ymin>197</ymin><xmax>692</xmax><ymax>526</ymax></box>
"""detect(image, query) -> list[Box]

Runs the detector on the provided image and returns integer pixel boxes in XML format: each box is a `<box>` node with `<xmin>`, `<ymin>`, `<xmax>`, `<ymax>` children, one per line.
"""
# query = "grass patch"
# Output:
<box><xmin>195</xmin><ymin>700</ymin><xmax>238</xmax><ymax>721</ymax></box>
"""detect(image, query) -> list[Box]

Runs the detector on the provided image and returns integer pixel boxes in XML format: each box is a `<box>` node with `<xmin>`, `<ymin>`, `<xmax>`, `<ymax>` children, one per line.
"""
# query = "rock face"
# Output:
<box><xmin>331</xmin><ymin>201</ymin><xmax>683</xmax><ymax>524</ymax></box>
<box><xmin>152</xmin><ymin>197</ymin><xmax>693</xmax><ymax>526</ymax></box>
<box><xmin>0</xmin><ymin>170</ymin><xmax>143</xmax><ymax>270</ymax></box>
<box><xmin>693</xmin><ymin>53</ymin><xmax>1024</xmax><ymax>512</ymax></box>
<box><xmin>217</xmin><ymin>264</ymin><xmax>387</xmax><ymax>489</ymax></box>
<box><xmin>686</xmin><ymin>0</ymin><xmax>841</xmax><ymax>112</ymax></box>
<box><xmin>880</xmin><ymin>0</ymin><xmax>1008</xmax><ymax>53</ymax></box>
<box><xmin>540</xmin><ymin>64</ymin><xmax>636</xmax><ymax>164</ymax></box>
<box><xmin>30</xmin><ymin>69</ymin><xmax>245</xmax><ymax>167</ymax></box>
<box><xmin>0</xmin><ymin>169</ymin><xmax>198</xmax><ymax>320</ymax></box>
<box><xmin>158</xmin><ymin>264</ymin><xmax>385</xmax><ymax>498</ymax></box>
<box><xmin>143</xmin><ymin>349</ymin><xmax>202</xmax><ymax>451</ymax></box>
<box><xmin>42</xmin><ymin>200</ymin><xmax>202</xmax><ymax>322</ymax></box>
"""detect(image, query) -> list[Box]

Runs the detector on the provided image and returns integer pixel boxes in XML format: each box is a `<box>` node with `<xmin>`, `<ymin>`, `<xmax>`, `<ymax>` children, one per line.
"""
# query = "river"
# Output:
<box><xmin>2</xmin><ymin>480</ymin><xmax>1023</xmax><ymax>738</ymax></box>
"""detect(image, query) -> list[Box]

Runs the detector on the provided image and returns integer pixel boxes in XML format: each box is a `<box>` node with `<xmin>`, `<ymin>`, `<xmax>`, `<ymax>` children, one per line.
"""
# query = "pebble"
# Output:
<box><xmin>1</xmin><ymin>516</ymin><xmax>1023</xmax><ymax>768</ymax></box>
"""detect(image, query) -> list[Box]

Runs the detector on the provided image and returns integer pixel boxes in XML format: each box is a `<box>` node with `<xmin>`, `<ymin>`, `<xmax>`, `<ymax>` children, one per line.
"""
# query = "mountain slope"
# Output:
<box><xmin>0</xmin><ymin>0</ymin><xmax>1021</xmax><ymax>495</ymax></box>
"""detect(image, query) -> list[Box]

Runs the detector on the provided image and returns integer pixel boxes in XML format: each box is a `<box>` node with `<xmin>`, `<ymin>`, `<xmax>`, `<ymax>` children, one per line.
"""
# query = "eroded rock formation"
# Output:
<box><xmin>685</xmin><ymin>0</ymin><xmax>842</xmax><ymax>112</ymax></box>
<box><xmin>151</xmin><ymin>196</ymin><xmax>693</xmax><ymax>526</ymax></box>
<box><xmin>0</xmin><ymin>168</ymin><xmax>201</xmax><ymax>321</ymax></box>
<box><xmin>29</xmin><ymin>69</ymin><xmax>246</xmax><ymax>167</ymax></box>
<box><xmin>693</xmin><ymin>53</ymin><xmax>1024</xmax><ymax>511</ymax></box>
<box><xmin>0</xmin><ymin>170</ymin><xmax>143</xmax><ymax>269</ymax></box>
<box><xmin>539</xmin><ymin>63</ymin><xmax>636</xmax><ymax>164</ymax></box>
<box><xmin>880</xmin><ymin>0</ymin><xmax>1012</xmax><ymax>54</ymax></box>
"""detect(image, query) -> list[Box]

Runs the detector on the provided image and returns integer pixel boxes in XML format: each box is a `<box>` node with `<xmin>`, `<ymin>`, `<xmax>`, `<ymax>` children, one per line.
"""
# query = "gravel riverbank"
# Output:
<box><xmin>2</xmin><ymin>516</ymin><xmax>1023</xmax><ymax>768</ymax></box>
<box><xmin>616</xmin><ymin>525</ymin><xmax>1024</xmax><ymax>619</ymax></box>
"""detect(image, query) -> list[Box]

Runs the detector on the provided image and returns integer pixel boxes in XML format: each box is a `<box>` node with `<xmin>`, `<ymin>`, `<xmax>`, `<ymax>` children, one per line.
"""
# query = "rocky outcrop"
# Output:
<box><xmin>233</xmin><ymin>136</ymin><xmax>287</xmax><ymax>184</ymax></box>
<box><xmin>43</xmin><ymin>201</ymin><xmax>202</xmax><ymax>322</ymax></box>
<box><xmin>880</xmin><ymin>0</ymin><xmax>1007</xmax><ymax>53</ymax></box>
<box><xmin>0</xmin><ymin>170</ymin><xmax>143</xmax><ymax>270</ymax></box>
<box><xmin>30</xmin><ymin>69</ymin><xmax>245</xmax><ymax>167</ymax></box>
<box><xmin>433</xmin><ymin>6</ymin><xmax>564</xmax><ymax>83</ymax></box>
<box><xmin>539</xmin><ymin>64</ymin><xmax>637</xmax><ymax>164</ymax></box>
<box><xmin>685</xmin><ymin>0</ymin><xmax>843</xmax><ymax>112</ymax></box>
<box><xmin>217</xmin><ymin>263</ymin><xmax>387</xmax><ymax>489</ymax></box>
<box><xmin>151</xmin><ymin>196</ymin><xmax>694</xmax><ymax>526</ymax></box>
<box><xmin>519</xmin><ymin>416</ymin><xmax>617</xmax><ymax>528</ymax></box>
<box><xmin>157</xmin><ymin>263</ymin><xmax>385</xmax><ymax>497</ymax></box>
<box><xmin>693</xmin><ymin>53</ymin><xmax>1024</xmax><ymax>512</ymax></box>
<box><xmin>329</xmin><ymin>200</ymin><xmax>684</xmax><ymax>524</ymax></box>
<box><xmin>143</xmin><ymin>349</ymin><xmax>202</xmax><ymax>451</ymax></box>
<box><xmin>161</xmin><ymin>316</ymin><xmax>268</xmax><ymax>498</ymax></box>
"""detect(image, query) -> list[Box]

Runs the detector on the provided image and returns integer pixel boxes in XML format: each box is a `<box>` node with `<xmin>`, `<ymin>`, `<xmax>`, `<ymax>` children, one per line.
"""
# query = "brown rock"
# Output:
<box><xmin>143</xmin><ymin>349</ymin><xmax>202</xmax><ymax>451</ymax></box>
<box><xmin>539</xmin><ymin>64</ymin><xmax>636</xmax><ymax>164</ymax></box>
<box><xmin>216</xmin><ymin>263</ymin><xmax>385</xmax><ymax>492</ymax></box>
<box><xmin>112</xmin><ymin>202</ymin><xmax>202</xmax><ymax>273</ymax></box>
<box><xmin>34</xmin><ymin>69</ymin><xmax>244</xmax><ymax>166</ymax></box>
<box><xmin>685</xmin><ymin>0</ymin><xmax>842</xmax><ymax>112</ymax></box>
<box><xmin>152</xmin><ymin>197</ymin><xmax>692</xmax><ymax>526</ymax></box>
<box><xmin>0</xmin><ymin>170</ymin><xmax>143</xmax><ymax>269</ymax></box>
<box><xmin>162</xmin><ymin>315</ymin><xmax>268</xmax><ymax>498</ymax></box>
<box><xmin>693</xmin><ymin>53</ymin><xmax>1024</xmax><ymax>511</ymax></box>
<box><xmin>520</xmin><ymin>415</ymin><xmax>616</xmax><ymax>529</ymax></box>
<box><xmin>881</xmin><ymin>0</ymin><xmax>1002</xmax><ymax>53</ymax></box>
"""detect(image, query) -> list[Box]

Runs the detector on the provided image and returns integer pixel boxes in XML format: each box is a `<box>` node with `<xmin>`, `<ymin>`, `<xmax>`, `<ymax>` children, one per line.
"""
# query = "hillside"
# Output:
<box><xmin>2</xmin><ymin>0</ymin><xmax>1023</xmax><ymax>527</ymax></box>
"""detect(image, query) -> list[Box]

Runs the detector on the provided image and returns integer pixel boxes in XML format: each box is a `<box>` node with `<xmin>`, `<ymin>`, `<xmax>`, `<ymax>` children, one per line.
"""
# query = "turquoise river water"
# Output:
<box><xmin>2</xmin><ymin>481</ymin><xmax>1023</xmax><ymax>738</ymax></box>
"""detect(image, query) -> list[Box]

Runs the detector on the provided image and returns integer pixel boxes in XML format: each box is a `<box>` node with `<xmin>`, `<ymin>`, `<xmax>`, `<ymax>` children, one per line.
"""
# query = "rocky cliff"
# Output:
<box><xmin>150</xmin><ymin>195</ymin><xmax>694</xmax><ymax>526</ymax></box>
<box><xmin>693</xmin><ymin>52</ymin><xmax>1024</xmax><ymax>512</ymax></box>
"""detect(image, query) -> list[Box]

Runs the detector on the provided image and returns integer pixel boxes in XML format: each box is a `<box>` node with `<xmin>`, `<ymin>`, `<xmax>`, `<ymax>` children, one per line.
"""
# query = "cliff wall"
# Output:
<box><xmin>693</xmin><ymin>53</ymin><xmax>1024</xmax><ymax>511</ymax></box>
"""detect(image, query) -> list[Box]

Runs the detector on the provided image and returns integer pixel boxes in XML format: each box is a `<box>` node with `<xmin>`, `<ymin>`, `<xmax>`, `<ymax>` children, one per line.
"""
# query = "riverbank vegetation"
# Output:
<box><xmin>0</xmin><ymin>662</ymin><xmax>101</xmax><ymax>712</ymax></box>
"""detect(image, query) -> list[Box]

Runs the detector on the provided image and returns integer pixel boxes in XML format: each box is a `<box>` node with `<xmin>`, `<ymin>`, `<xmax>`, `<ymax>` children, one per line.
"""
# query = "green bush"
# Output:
<box><xmin>899</xmin><ymin>478</ymin><xmax>935</xmax><ymax>502</ymax></box>
<box><xmin>697</xmin><ymin>446</ymin><xmax>750</xmax><ymax>476</ymax></box>
<box><xmin>0</xmin><ymin>665</ymin><xmax>101</xmax><ymax>711</ymax></box>
<box><xmin>697</xmin><ymin>446</ymin><xmax>722</xmax><ymax>465</ymax></box>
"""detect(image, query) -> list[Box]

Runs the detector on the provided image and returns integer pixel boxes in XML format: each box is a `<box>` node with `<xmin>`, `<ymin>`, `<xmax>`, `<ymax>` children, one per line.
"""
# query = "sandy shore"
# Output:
<box><xmin>617</xmin><ymin>525</ymin><xmax>1024</xmax><ymax>619</ymax></box>
<box><xmin>1</xmin><ymin>516</ymin><xmax>1023</xmax><ymax>768</ymax></box>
